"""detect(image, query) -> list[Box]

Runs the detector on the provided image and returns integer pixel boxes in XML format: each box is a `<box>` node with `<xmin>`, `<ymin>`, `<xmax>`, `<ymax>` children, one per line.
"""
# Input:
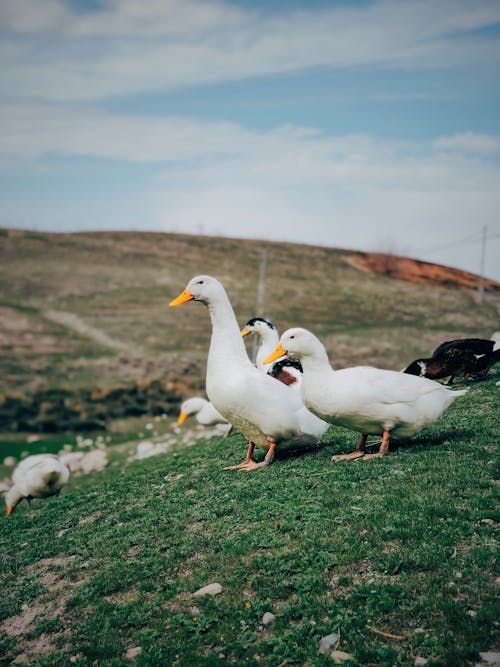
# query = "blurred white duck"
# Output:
<box><xmin>241</xmin><ymin>317</ymin><xmax>302</xmax><ymax>387</ymax></box>
<box><xmin>178</xmin><ymin>397</ymin><xmax>232</xmax><ymax>434</ymax></box>
<box><xmin>265</xmin><ymin>328</ymin><xmax>467</xmax><ymax>461</ymax></box>
<box><xmin>5</xmin><ymin>454</ymin><xmax>70</xmax><ymax>515</ymax></box>
<box><xmin>170</xmin><ymin>276</ymin><xmax>328</xmax><ymax>470</ymax></box>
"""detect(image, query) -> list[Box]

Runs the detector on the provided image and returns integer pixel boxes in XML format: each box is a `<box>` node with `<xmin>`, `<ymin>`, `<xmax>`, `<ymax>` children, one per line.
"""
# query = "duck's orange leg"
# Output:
<box><xmin>331</xmin><ymin>434</ymin><xmax>367</xmax><ymax>462</ymax></box>
<box><xmin>224</xmin><ymin>440</ymin><xmax>257</xmax><ymax>470</ymax></box>
<box><xmin>225</xmin><ymin>440</ymin><xmax>277</xmax><ymax>471</ymax></box>
<box><xmin>362</xmin><ymin>429</ymin><xmax>390</xmax><ymax>460</ymax></box>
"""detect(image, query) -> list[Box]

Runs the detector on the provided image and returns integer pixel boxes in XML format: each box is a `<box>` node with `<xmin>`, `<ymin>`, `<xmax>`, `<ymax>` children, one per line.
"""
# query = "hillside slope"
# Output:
<box><xmin>0</xmin><ymin>377</ymin><xmax>498</xmax><ymax>666</ymax></box>
<box><xmin>1</xmin><ymin>228</ymin><xmax>499</xmax><ymax>396</ymax></box>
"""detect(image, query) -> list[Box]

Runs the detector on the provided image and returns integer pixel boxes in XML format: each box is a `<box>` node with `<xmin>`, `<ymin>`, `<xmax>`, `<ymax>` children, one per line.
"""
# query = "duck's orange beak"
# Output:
<box><xmin>6</xmin><ymin>505</ymin><xmax>13</xmax><ymax>516</ymax></box>
<box><xmin>241</xmin><ymin>327</ymin><xmax>251</xmax><ymax>337</ymax></box>
<box><xmin>177</xmin><ymin>412</ymin><xmax>188</xmax><ymax>425</ymax></box>
<box><xmin>263</xmin><ymin>343</ymin><xmax>287</xmax><ymax>365</ymax></box>
<box><xmin>169</xmin><ymin>289</ymin><xmax>193</xmax><ymax>307</ymax></box>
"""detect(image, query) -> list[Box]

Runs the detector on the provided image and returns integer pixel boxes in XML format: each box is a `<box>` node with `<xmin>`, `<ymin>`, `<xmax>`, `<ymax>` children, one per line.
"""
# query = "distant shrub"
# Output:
<box><xmin>0</xmin><ymin>379</ymin><xmax>182</xmax><ymax>433</ymax></box>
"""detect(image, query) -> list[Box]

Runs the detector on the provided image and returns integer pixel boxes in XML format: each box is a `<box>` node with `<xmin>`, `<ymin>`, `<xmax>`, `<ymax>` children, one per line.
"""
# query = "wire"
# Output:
<box><xmin>420</xmin><ymin>230</ymin><xmax>500</xmax><ymax>257</ymax></box>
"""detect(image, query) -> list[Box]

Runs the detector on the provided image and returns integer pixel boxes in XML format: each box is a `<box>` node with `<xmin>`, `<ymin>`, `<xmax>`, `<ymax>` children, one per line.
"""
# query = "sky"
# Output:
<box><xmin>1</xmin><ymin>0</ymin><xmax>500</xmax><ymax>281</ymax></box>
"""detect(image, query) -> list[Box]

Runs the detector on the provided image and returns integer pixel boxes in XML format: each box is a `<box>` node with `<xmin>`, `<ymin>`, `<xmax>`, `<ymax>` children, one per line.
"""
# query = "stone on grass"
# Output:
<box><xmin>318</xmin><ymin>633</ymin><xmax>339</xmax><ymax>655</ymax></box>
<box><xmin>331</xmin><ymin>650</ymin><xmax>354</xmax><ymax>664</ymax></box>
<box><xmin>478</xmin><ymin>652</ymin><xmax>500</xmax><ymax>665</ymax></box>
<box><xmin>415</xmin><ymin>658</ymin><xmax>428</xmax><ymax>666</ymax></box>
<box><xmin>125</xmin><ymin>646</ymin><xmax>142</xmax><ymax>660</ymax></box>
<box><xmin>193</xmin><ymin>582</ymin><xmax>223</xmax><ymax>597</ymax></box>
<box><xmin>262</xmin><ymin>612</ymin><xmax>275</xmax><ymax>626</ymax></box>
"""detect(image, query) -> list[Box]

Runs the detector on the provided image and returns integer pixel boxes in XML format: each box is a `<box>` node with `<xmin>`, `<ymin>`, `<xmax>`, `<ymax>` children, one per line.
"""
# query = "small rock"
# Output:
<box><xmin>193</xmin><ymin>582</ymin><xmax>223</xmax><ymax>597</ymax></box>
<box><xmin>479</xmin><ymin>652</ymin><xmax>500</xmax><ymax>665</ymax></box>
<box><xmin>331</xmin><ymin>650</ymin><xmax>354</xmax><ymax>664</ymax></box>
<box><xmin>415</xmin><ymin>658</ymin><xmax>428</xmax><ymax>666</ymax></box>
<box><xmin>318</xmin><ymin>633</ymin><xmax>339</xmax><ymax>655</ymax></box>
<box><xmin>262</xmin><ymin>612</ymin><xmax>275</xmax><ymax>626</ymax></box>
<box><xmin>3</xmin><ymin>456</ymin><xmax>16</xmax><ymax>467</ymax></box>
<box><xmin>125</xmin><ymin>646</ymin><xmax>142</xmax><ymax>660</ymax></box>
<box><xmin>467</xmin><ymin>609</ymin><xmax>477</xmax><ymax>617</ymax></box>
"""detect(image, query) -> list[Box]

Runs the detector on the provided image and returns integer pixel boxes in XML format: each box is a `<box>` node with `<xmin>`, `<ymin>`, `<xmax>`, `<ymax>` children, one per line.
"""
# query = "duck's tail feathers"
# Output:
<box><xmin>451</xmin><ymin>388</ymin><xmax>468</xmax><ymax>398</ymax></box>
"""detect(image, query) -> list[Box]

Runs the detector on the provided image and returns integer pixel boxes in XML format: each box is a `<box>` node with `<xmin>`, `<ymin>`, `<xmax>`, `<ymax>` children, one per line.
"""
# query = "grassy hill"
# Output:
<box><xmin>1</xmin><ymin>228</ymin><xmax>499</xmax><ymax>401</ymax></box>
<box><xmin>0</xmin><ymin>377</ymin><xmax>498</xmax><ymax>666</ymax></box>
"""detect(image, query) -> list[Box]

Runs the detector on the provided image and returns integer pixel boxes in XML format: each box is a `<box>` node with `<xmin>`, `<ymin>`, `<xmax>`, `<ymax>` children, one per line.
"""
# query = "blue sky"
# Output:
<box><xmin>1</xmin><ymin>0</ymin><xmax>500</xmax><ymax>281</ymax></box>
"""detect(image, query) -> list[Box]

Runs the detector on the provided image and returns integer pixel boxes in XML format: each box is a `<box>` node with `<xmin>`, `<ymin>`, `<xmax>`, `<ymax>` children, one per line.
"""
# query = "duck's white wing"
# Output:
<box><xmin>335</xmin><ymin>367</ymin><xmax>457</xmax><ymax>405</ymax></box>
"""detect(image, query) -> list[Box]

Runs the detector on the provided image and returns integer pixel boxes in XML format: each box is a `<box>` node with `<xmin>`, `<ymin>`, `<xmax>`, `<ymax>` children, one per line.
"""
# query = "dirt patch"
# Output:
<box><xmin>104</xmin><ymin>587</ymin><xmax>140</xmax><ymax>605</ymax></box>
<box><xmin>0</xmin><ymin>555</ymin><xmax>90</xmax><ymax>665</ymax></box>
<box><xmin>78</xmin><ymin>512</ymin><xmax>101</xmax><ymax>526</ymax></box>
<box><xmin>45</xmin><ymin>310</ymin><xmax>130</xmax><ymax>351</ymax></box>
<box><xmin>162</xmin><ymin>591</ymin><xmax>192</xmax><ymax>614</ymax></box>
<box><xmin>352</xmin><ymin>252</ymin><xmax>500</xmax><ymax>292</ymax></box>
<box><xmin>0</xmin><ymin>306</ymin><xmax>73</xmax><ymax>355</ymax></box>
<box><xmin>124</xmin><ymin>544</ymin><xmax>144</xmax><ymax>559</ymax></box>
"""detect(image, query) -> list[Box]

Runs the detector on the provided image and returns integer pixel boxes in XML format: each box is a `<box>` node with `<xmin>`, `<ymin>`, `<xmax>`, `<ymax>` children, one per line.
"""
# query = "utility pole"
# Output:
<box><xmin>252</xmin><ymin>249</ymin><xmax>267</xmax><ymax>361</ymax></box>
<box><xmin>256</xmin><ymin>248</ymin><xmax>267</xmax><ymax>316</ymax></box>
<box><xmin>478</xmin><ymin>225</ymin><xmax>487</xmax><ymax>304</ymax></box>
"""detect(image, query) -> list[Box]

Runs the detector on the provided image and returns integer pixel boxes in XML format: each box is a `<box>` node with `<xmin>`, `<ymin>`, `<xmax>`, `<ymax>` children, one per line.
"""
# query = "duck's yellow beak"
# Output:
<box><xmin>177</xmin><ymin>412</ymin><xmax>188</xmax><ymax>425</ymax></box>
<box><xmin>241</xmin><ymin>327</ymin><xmax>251</xmax><ymax>337</ymax></box>
<box><xmin>6</xmin><ymin>506</ymin><xmax>13</xmax><ymax>516</ymax></box>
<box><xmin>263</xmin><ymin>343</ymin><xmax>287</xmax><ymax>365</ymax></box>
<box><xmin>169</xmin><ymin>289</ymin><xmax>193</xmax><ymax>307</ymax></box>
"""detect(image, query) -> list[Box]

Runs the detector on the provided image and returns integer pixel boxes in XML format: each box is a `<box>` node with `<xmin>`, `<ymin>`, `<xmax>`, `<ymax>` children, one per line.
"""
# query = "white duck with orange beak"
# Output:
<box><xmin>5</xmin><ymin>454</ymin><xmax>70</xmax><ymax>515</ymax></box>
<box><xmin>265</xmin><ymin>327</ymin><xmax>468</xmax><ymax>461</ymax></box>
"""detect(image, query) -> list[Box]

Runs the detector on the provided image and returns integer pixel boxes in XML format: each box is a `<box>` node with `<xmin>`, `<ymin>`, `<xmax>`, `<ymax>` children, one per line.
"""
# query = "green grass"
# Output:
<box><xmin>1</xmin><ymin>378</ymin><xmax>498</xmax><ymax>666</ymax></box>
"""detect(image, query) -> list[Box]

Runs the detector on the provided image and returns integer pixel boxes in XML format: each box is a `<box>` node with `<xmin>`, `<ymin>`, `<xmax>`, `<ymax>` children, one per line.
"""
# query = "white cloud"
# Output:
<box><xmin>1</xmin><ymin>0</ymin><xmax>499</xmax><ymax>102</ymax></box>
<box><xmin>434</xmin><ymin>132</ymin><xmax>500</xmax><ymax>154</ymax></box>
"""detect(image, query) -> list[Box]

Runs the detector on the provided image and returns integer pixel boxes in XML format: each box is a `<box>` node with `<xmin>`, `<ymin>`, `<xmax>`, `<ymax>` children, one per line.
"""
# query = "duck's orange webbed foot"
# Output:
<box><xmin>331</xmin><ymin>434</ymin><xmax>367</xmax><ymax>462</ymax></box>
<box><xmin>359</xmin><ymin>429</ymin><xmax>390</xmax><ymax>461</ymax></box>
<box><xmin>224</xmin><ymin>440</ymin><xmax>264</xmax><ymax>470</ymax></box>
<box><xmin>224</xmin><ymin>440</ymin><xmax>276</xmax><ymax>472</ymax></box>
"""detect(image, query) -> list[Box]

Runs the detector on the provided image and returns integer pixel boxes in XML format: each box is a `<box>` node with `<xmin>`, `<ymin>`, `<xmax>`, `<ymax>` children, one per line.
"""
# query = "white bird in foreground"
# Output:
<box><xmin>264</xmin><ymin>328</ymin><xmax>468</xmax><ymax>461</ymax></box>
<box><xmin>178</xmin><ymin>396</ymin><xmax>232</xmax><ymax>433</ymax></box>
<box><xmin>5</xmin><ymin>454</ymin><xmax>70</xmax><ymax>515</ymax></box>
<box><xmin>169</xmin><ymin>276</ymin><xmax>329</xmax><ymax>470</ymax></box>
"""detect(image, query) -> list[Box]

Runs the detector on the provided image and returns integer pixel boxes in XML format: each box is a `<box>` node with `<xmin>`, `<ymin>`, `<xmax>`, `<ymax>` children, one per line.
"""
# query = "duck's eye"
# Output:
<box><xmin>290</xmin><ymin>335</ymin><xmax>295</xmax><ymax>339</ymax></box>
<box><xmin>196</xmin><ymin>280</ymin><xmax>204</xmax><ymax>285</ymax></box>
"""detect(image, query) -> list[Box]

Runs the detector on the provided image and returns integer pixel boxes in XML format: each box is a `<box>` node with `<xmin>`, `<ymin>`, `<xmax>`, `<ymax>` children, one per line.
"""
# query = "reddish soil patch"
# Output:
<box><xmin>352</xmin><ymin>252</ymin><xmax>500</xmax><ymax>292</ymax></box>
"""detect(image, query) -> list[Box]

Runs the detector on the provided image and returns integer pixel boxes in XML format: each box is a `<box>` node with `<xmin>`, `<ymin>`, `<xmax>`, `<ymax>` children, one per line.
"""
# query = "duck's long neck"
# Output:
<box><xmin>5</xmin><ymin>485</ymin><xmax>22</xmax><ymax>512</ymax></box>
<box><xmin>301</xmin><ymin>348</ymin><xmax>335</xmax><ymax>381</ymax></box>
<box><xmin>256</xmin><ymin>329</ymin><xmax>280</xmax><ymax>367</ymax></box>
<box><xmin>206</xmin><ymin>295</ymin><xmax>250</xmax><ymax>375</ymax></box>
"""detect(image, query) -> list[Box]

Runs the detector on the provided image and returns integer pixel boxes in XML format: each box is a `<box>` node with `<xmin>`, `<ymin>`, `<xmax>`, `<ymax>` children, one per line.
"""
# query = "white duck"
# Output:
<box><xmin>178</xmin><ymin>397</ymin><xmax>232</xmax><ymax>434</ymax></box>
<box><xmin>241</xmin><ymin>317</ymin><xmax>281</xmax><ymax>370</ymax></box>
<box><xmin>169</xmin><ymin>276</ymin><xmax>329</xmax><ymax>470</ymax></box>
<box><xmin>5</xmin><ymin>454</ymin><xmax>70</xmax><ymax>515</ymax></box>
<box><xmin>241</xmin><ymin>317</ymin><xmax>302</xmax><ymax>387</ymax></box>
<box><xmin>264</xmin><ymin>328</ymin><xmax>468</xmax><ymax>461</ymax></box>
